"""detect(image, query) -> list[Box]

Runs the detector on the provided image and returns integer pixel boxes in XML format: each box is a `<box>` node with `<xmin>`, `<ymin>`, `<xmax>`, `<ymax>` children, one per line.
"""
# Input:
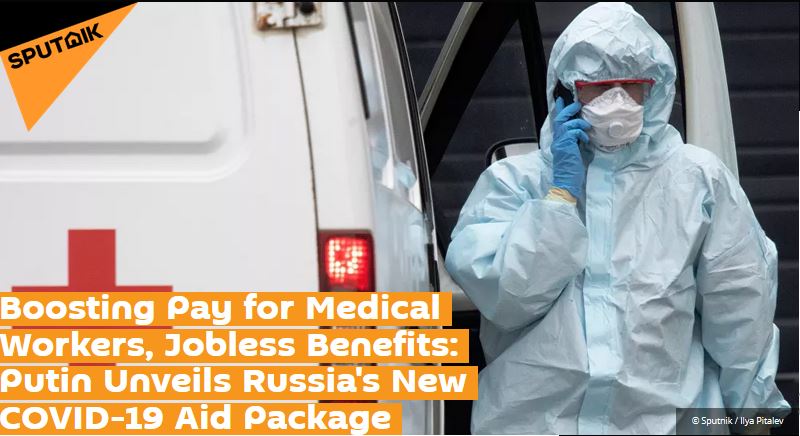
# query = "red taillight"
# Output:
<box><xmin>319</xmin><ymin>232</ymin><xmax>374</xmax><ymax>292</ymax></box>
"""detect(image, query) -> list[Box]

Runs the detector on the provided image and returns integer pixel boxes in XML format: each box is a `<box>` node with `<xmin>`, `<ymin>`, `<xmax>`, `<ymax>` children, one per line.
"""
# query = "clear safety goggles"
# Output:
<box><xmin>574</xmin><ymin>79</ymin><xmax>655</xmax><ymax>105</ymax></box>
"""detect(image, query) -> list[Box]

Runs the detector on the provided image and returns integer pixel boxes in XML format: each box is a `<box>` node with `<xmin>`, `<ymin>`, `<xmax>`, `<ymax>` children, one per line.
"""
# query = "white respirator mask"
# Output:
<box><xmin>580</xmin><ymin>87</ymin><xmax>644</xmax><ymax>152</ymax></box>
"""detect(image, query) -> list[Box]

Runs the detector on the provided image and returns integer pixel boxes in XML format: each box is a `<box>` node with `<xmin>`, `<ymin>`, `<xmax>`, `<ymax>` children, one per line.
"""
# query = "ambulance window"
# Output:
<box><xmin>347</xmin><ymin>2</ymin><xmax>422</xmax><ymax>210</ymax></box>
<box><xmin>371</xmin><ymin>5</ymin><xmax>419</xmax><ymax>176</ymax></box>
<box><xmin>535</xmin><ymin>2</ymin><xmax>686</xmax><ymax>137</ymax></box>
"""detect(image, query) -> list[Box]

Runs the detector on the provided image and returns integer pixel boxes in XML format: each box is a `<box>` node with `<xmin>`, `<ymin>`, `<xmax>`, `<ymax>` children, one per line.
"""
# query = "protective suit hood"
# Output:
<box><xmin>539</xmin><ymin>2</ymin><xmax>682</xmax><ymax>170</ymax></box>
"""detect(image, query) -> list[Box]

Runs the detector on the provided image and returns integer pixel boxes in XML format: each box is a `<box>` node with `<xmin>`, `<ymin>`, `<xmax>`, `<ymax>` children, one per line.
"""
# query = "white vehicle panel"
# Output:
<box><xmin>295</xmin><ymin>3</ymin><xmax>374</xmax><ymax>230</ymax></box>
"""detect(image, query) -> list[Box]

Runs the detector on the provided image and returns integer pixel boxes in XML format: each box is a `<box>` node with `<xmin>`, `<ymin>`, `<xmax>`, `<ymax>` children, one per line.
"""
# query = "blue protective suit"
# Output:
<box><xmin>444</xmin><ymin>3</ymin><xmax>790</xmax><ymax>434</ymax></box>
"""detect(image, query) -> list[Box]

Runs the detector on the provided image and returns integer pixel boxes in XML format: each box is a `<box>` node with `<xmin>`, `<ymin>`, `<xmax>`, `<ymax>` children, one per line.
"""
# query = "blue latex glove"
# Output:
<box><xmin>550</xmin><ymin>97</ymin><xmax>591</xmax><ymax>198</ymax></box>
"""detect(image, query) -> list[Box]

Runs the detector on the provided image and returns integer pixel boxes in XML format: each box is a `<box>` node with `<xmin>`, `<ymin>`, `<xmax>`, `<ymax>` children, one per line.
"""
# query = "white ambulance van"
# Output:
<box><xmin>0</xmin><ymin>2</ymin><xmax>737</xmax><ymax>435</ymax></box>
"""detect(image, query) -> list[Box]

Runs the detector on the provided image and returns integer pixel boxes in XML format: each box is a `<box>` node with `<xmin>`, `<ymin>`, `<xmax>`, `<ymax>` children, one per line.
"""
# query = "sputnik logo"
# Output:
<box><xmin>1</xmin><ymin>4</ymin><xmax>136</xmax><ymax>130</ymax></box>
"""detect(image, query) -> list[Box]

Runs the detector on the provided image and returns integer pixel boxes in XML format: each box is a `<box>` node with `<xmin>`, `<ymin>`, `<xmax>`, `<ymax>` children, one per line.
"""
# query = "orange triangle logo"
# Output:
<box><xmin>1</xmin><ymin>4</ymin><xmax>136</xmax><ymax>130</ymax></box>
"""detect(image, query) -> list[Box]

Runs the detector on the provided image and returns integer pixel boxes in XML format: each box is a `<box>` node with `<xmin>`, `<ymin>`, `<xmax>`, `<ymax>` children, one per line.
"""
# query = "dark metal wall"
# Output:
<box><xmin>397</xmin><ymin>1</ymin><xmax>799</xmax><ymax>433</ymax></box>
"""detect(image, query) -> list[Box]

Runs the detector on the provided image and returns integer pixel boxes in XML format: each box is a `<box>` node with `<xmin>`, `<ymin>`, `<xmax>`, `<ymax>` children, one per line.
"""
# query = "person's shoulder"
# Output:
<box><xmin>669</xmin><ymin>143</ymin><xmax>740</xmax><ymax>193</ymax></box>
<box><xmin>671</xmin><ymin>143</ymin><xmax>733</xmax><ymax>177</ymax></box>
<box><xmin>674</xmin><ymin>143</ymin><xmax>723</xmax><ymax>165</ymax></box>
<box><xmin>475</xmin><ymin>150</ymin><xmax>548</xmax><ymax>197</ymax></box>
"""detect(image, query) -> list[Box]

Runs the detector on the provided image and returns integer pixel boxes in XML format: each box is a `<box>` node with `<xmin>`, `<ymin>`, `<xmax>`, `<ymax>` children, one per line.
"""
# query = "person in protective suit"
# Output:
<box><xmin>445</xmin><ymin>2</ymin><xmax>790</xmax><ymax>434</ymax></box>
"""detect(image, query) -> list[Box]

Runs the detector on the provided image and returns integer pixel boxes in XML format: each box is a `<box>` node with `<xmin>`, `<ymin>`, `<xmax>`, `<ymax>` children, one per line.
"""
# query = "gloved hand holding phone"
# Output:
<box><xmin>550</xmin><ymin>96</ymin><xmax>590</xmax><ymax>198</ymax></box>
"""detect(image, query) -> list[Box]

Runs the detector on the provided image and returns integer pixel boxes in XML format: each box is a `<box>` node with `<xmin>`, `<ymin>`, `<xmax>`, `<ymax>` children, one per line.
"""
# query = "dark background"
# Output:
<box><xmin>0</xmin><ymin>2</ymin><xmax>134</xmax><ymax>50</ymax></box>
<box><xmin>396</xmin><ymin>2</ymin><xmax>799</xmax><ymax>434</ymax></box>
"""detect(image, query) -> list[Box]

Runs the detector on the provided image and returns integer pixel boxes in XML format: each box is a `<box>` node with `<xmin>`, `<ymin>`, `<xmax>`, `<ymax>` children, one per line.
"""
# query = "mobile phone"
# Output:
<box><xmin>554</xmin><ymin>80</ymin><xmax>574</xmax><ymax>106</ymax></box>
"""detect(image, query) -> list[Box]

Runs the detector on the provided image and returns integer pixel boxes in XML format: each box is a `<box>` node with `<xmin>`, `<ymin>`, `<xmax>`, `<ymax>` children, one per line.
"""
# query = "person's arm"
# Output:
<box><xmin>695</xmin><ymin>164</ymin><xmax>790</xmax><ymax>421</ymax></box>
<box><xmin>444</xmin><ymin>161</ymin><xmax>588</xmax><ymax>332</ymax></box>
